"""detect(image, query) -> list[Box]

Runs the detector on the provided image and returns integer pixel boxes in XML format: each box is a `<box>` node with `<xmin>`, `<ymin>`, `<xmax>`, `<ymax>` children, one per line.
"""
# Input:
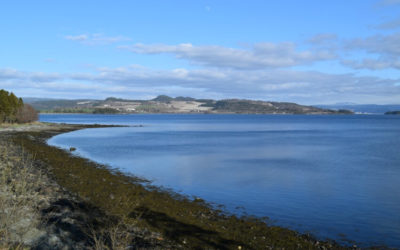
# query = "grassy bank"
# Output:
<box><xmin>0</xmin><ymin>139</ymin><xmax>45</xmax><ymax>248</ymax></box>
<box><xmin>0</xmin><ymin>124</ymin><xmax>355</xmax><ymax>249</ymax></box>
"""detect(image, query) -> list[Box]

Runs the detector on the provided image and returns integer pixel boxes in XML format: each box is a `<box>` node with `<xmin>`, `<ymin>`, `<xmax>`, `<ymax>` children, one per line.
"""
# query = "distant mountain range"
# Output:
<box><xmin>315</xmin><ymin>104</ymin><xmax>400</xmax><ymax>114</ymax></box>
<box><xmin>23</xmin><ymin>95</ymin><xmax>354</xmax><ymax>115</ymax></box>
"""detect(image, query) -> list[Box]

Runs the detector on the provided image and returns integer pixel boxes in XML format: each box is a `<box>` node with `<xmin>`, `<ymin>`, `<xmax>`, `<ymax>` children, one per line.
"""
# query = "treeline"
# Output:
<box><xmin>0</xmin><ymin>89</ymin><xmax>38</xmax><ymax>123</ymax></box>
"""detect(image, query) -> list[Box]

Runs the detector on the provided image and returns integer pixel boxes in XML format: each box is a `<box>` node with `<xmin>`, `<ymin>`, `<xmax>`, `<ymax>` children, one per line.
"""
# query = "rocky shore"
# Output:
<box><xmin>0</xmin><ymin>123</ymin><xmax>361</xmax><ymax>249</ymax></box>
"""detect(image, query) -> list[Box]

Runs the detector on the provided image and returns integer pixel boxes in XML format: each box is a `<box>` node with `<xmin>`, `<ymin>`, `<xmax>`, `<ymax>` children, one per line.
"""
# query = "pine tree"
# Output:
<box><xmin>0</xmin><ymin>89</ymin><xmax>38</xmax><ymax>124</ymax></box>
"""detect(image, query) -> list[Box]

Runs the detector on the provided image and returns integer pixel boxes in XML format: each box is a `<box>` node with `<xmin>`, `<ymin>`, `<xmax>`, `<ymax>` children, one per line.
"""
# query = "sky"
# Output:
<box><xmin>1</xmin><ymin>0</ymin><xmax>400</xmax><ymax>104</ymax></box>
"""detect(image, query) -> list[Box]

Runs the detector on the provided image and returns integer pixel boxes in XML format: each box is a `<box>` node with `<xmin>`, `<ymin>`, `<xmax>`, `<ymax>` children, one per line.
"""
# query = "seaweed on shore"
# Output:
<box><xmin>9</xmin><ymin>125</ymin><xmax>350</xmax><ymax>249</ymax></box>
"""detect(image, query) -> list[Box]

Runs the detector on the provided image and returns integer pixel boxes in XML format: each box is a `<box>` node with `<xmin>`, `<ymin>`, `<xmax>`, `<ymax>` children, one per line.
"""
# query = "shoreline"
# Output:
<box><xmin>1</xmin><ymin>123</ymin><xmax>177</xmax><ymax>249</ymax></box>
<box><xmin>38</xmin><ymin>112</ymin><xmax>358</xmax><ymax>115</ymax></box>
<box><xmin>1</xmin><ymin>122</ymin><xmax>356</xmax><ymax>249</ymax></box>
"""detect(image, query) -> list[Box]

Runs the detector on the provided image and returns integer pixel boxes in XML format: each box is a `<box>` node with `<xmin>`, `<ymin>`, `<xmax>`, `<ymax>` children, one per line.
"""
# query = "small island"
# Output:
<box><xmin>385</xmin><ymin>111</ymin><xmax>400</xmax><ymax>115</ymax></box>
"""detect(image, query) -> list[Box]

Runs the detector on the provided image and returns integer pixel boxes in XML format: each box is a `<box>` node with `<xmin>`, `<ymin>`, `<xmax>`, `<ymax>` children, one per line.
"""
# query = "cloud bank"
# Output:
<box><xmin>1</xmin><ymin>66</ymin><xmax>399</xmax><ymax>104</ymax></box>
<box><xmin>342</xmin><ymin>32</ymin><xmax>400</xmax><ymax>70</ymax></box>
<box><xmin>119</xmin><ymin>42</ymin><xmax>335</xmax><ymax>69</ymax></box>
<box><xmin>3</xmin><ymin>25</ymin><xmax>400</xmax><ymax>104</ymax></box>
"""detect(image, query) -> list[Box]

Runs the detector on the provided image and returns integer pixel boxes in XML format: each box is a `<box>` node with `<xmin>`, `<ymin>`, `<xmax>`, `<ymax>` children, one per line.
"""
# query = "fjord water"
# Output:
<box><xmin>41</xmin><ymin>114</ymin><xmax>400</xmax><ymax>247</ymax></box>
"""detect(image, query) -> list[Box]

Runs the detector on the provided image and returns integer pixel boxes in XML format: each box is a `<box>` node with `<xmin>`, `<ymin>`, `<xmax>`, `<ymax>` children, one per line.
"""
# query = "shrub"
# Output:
<box><xmin>16</xmin><ymin>104</ymin><xmax>39</xmax><ymax>123</ymax></box>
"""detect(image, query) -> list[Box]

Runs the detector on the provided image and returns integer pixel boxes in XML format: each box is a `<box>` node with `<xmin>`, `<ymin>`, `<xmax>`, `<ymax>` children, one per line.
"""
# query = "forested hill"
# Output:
<box><xmin>24</xmin><ymin>95</ymin><xmax>353</xmax><ymax>115</ymax></box>
<box><xmin>0</xmin><ymin>89</ymin><xmax>38</xmax><ymax>123</ymax></box>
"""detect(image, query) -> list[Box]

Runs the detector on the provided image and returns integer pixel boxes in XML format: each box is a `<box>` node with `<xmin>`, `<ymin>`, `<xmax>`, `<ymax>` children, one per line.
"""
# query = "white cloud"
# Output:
<box><xmin>0</xmin><ymin>68</ymin><xmax>25</xmax><ymax>80</ymax></box>
<box><xmin>119</xmin><ymin>42</ymin><xmax>336</xmax><ymax>69</ymax></box>
<box><xmin>2</xmin><ymin>66</ymin><xmax>398</xmax><ymax>104</ymax></box>
<box><xmin>307</xmin><ymin>33</ymin><xmax>338</xmax><ymax>44</ymax></box>
<box><xmin>341</xmin><ymin>58</ymin><xmax>400</xmax><ymax>70</ymax></box>
<box><xmin>65</xmin><ymin>34</ymin><xmax>88</xmax><ymax>41</ymax></box>
<box><xmin>346</xmin><ymin>33</ymin><xmax>400</xmax><ymax>55</ymax></box>
<box><xmin>375</xmin><ymin>18</ymin><xmax>400</xmax><ymax>30</ymax></box>
<box><xmin>376</xmin><ymin>0</ymin><xmax>400</xmax><ymax>6</ymax></box>
<box><xmin>30</xmin><ymin>72</ymin><xmax>62</xmax><ymax>83</ymax></box>
<box><xmin>341</xmin><ymin>32</ymin><xmax>400</xmax><ymax>70</ymax></box>
<box><xmin>0</xmin><ymin>69</ymin><xmax>63</xmax><ymax>83</ymax></box>
<box><xmin>64</xmin><ymin>33</ymin><xmax>130</xmax><ymax>45</ymax></box>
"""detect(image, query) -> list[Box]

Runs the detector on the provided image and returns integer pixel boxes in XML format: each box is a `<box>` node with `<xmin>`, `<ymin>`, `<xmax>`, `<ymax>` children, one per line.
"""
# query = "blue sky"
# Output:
<box><xmin>1</xmin><ymin>0</ymin><xmax>400</xmax><ymax>104</ymax></box>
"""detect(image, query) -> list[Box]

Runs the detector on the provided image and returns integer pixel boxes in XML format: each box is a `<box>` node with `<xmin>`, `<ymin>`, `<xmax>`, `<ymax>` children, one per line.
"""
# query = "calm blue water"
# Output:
<box><xmin>41</xmin><ymin>114</ymin><xmax>400</xmax><ymax>247</ymax></box>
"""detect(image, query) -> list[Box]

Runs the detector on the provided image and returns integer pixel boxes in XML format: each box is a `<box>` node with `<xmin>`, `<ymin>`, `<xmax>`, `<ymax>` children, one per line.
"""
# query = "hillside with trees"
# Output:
<box><xmin>0</xmin><ymin>89</ymin><xmax>38</xmax><ymax>123</ymax></box>
<box><xmin>25</xmin><ymin>95</ymin><xmax>353</xmax><ymax>115</ymax></box>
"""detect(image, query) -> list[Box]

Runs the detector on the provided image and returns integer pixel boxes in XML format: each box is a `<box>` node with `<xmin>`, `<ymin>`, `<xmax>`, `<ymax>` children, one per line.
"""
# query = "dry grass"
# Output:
<box><xmin>0</xmin><ymin>142</ymin><xmax>47</xmax><ymax>248</ymax></box>
<box><xmin>0</xmin><ymin>121</ymin><xmax>39</xmax><ymax>129</ymax></box>
<box><xmin>86</xmin><ymin>216</ymin><xmax>134</xmax><ymax>250</ymax></box>
<box><xmin>0</xmin><ymin>140</ymin><xmax>136</xmax><ymax>249</ymax></box>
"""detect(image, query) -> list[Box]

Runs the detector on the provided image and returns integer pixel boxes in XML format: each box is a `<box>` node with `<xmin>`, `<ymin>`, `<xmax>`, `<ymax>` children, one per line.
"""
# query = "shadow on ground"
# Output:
<box><xmin>130</xmin><ymin>206</ymin><xmax>245</xmax><ymax>250</ymax></box>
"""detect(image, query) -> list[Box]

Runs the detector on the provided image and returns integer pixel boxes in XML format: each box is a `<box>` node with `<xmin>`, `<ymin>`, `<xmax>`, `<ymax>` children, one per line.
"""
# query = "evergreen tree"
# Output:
<box><xmin>0</xmin><ymin>89</ymin><xmax>37</xmax><ymax>123</ymax></box>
